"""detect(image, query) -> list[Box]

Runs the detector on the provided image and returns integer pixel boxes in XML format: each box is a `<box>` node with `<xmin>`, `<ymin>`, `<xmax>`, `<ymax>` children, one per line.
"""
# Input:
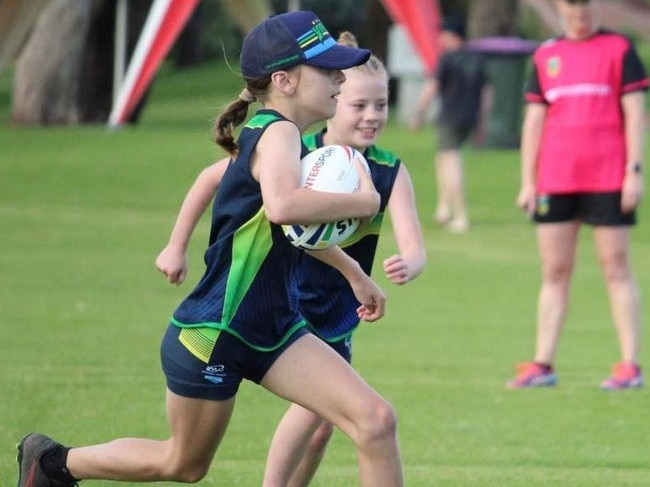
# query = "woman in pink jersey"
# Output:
<box><xmin>508</xmin><ymin>0</ymin><xmax>648</xmax><ymax>389</ymax></box>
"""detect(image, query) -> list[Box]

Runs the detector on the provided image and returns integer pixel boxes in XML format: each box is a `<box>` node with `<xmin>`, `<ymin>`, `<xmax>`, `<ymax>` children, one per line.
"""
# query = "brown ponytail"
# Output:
<box><xmin>213</xmin><ymin>77</ymin><xmax>272</xmax><ymax>157</ymax></box>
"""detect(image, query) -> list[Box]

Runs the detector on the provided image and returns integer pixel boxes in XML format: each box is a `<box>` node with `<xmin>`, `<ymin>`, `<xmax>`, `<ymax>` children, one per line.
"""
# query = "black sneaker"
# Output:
<box><xmin>16</xmin><ymin>433</ymin><xmax>76</xmax><ymax>487</ymax></box>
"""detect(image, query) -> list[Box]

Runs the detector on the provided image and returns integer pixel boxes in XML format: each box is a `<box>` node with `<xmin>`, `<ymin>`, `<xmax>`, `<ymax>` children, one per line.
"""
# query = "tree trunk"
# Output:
<box><xmin>221</xmin><ymin>0</ymin><xmax>272</xmax><ymax>34</ymax></box>
<box><xmin>12</xmin><ymin>0</ymin><xmax>155</xmax><ymax>125</ymax></box>
<box><xmin>364</xmin><ymin>0</ymin><xmax>391</xmax><ymax>64</ymax></box>
<box><xmin>175</xmin><ymin>2</ymin><xmax>204</xmax><ymax>68</ymax></box>
<box><xmin>77</xmin><ymin>0</ymin><xmax>115</xmax><ymax>123</ymax></box>
<box><xmin>12</xmin><ymin>0</ymin><xmax>94</xmax><ymax>125</ymax></box>
<box><xmin>0</xmin><ymin>0</ymin><xmax>51</xmax><ymax>77</ymax></box>
<box><xmin>78</xmin><ymin>0</ymin><xmax>153</xmax><ymax>123</ymax></box>
<box><xmin>467</xmin><ymin>0</ymin><xmax>519</xmax><ymax>38</ymax></box>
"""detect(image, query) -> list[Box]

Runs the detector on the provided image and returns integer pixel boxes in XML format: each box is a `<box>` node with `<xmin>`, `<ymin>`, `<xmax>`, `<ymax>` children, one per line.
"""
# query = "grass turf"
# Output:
<box><xmin>1</xmin><ymin>62</ymin><xmax>649</xmax><ymax>486</ymax></box>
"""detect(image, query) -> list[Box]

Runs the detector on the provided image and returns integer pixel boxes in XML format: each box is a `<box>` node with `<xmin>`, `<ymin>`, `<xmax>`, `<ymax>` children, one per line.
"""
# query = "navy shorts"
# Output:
<box><xmin>533</xmin><ymin>192</ymin><xmax>636</xmax><ymax>226</ymax></box>
<box><xmin>161</xmin><ymin>324</ymin><xmax>308</xmax><ymax>400</ymax></box>
<box><xmin>322</xmin><ymin>334</ymin><xmax>353</xmax><ymax>363</ymax></box>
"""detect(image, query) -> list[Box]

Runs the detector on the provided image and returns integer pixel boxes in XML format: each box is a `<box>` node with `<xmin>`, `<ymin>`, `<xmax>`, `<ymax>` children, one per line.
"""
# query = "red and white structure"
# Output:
<box><xmin>108</xmin><ymin>0</ymin><xmax>440</xmax><ymax>127</ymax></box>
<box><xmin>380</xmin><ymin>0</ymin><xmax>440</xmax><ymax>73</ymax></box>
<box><xmin>108</xmin><ymin>0</ymin><xmax>199</xmax><ymax>127</ymax></box>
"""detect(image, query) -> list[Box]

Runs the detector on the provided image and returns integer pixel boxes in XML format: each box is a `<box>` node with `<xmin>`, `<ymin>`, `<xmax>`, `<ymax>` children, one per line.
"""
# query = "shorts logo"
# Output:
<box><xmin>546</xmin><ymin>56</ymin><xmax>561</xmax><ymax>78</ymax></box>
<box><xmin>203</xmin><ymin>364</ymin><xmax>226</xmax><ymax>384</ymax></box>
<box><xmin>344</xmin><ymin>337</ymin><xmax>353</xmax><ymax>360</ymax></box>
<box><xmin>536</xmin><ymin>194</ymin><xmax>550</xmax><ymax>216</ymax></box>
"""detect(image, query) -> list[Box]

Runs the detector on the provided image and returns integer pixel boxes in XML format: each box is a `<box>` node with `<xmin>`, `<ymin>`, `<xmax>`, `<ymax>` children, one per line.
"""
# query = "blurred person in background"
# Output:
<box><xmin>508</xmin><ymin>0</ymin><xmax>648</xmax><ymax>390</ymax></box>
<box><xmin>410</xmin><ymin>16</ymin><xmax>491</xmax><ymax>233</ymax></box>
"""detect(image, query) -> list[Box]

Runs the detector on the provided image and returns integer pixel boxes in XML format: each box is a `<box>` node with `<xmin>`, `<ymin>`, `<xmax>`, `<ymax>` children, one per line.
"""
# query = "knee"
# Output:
<box><xmin>600</xmin><ymin>256</ymin><xmax>631</xmax><ymax>283</ymax></box>
<box><xmin>542</xmin><ymin>262</ymin><xmax>573</xmax><ymax>285</ymax></box>
<box><xmin>163</xmin><ymin>460</ymin><xmax>211</xmax><ymax>484</ymax></box>
<box><xmin>355</xmin><ymin>399</ymin><xmax>398</xmax><ymax>448</ymax></box>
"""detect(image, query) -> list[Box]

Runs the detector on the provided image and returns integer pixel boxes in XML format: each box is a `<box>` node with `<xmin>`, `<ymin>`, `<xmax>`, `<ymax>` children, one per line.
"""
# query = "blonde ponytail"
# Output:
<box><xmin>336</xmin><ymin>31</ymin><xmax>388</xmax><ymax>81</ymax></box>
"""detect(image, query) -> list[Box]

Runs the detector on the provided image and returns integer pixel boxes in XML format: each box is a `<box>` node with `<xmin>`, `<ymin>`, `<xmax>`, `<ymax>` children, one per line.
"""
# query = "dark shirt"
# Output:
<box><xmin>435</xmin><ymin>49</ymin><xmax>488</xmax><ymax>128</ymax></box>
<box><xmin>172</xmin><ymin>110</ymin><xmax>308</xmax><ymax>351</ymax></box>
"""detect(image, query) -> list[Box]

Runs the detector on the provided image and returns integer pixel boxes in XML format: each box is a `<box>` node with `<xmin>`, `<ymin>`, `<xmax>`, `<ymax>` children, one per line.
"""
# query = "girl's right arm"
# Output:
<box><xmin>517</xmin><ymin>102</ymin><xmax>546</xmax><ymax>217</ymax></box>
<box><xmin>254</xmin><ymin>121</ymin><xmax>380</xmax><ymax>225</ymax></box>
<box><xmin>156</xmin><ymin>158</ymin><xmax>229</xmax><ymax>284</ymax></box>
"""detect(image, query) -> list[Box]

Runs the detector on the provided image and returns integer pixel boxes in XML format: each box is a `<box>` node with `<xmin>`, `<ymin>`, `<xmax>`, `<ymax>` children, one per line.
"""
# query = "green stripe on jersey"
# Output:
<box><xmin>222</xmin><ymin>207</ymin><xmax>273</xmax><ymax>324</ymax></box>
<box><xmin>246</xmin><ymin>113</ymin><xmax>282</xmax><ymax>130</ymax></box>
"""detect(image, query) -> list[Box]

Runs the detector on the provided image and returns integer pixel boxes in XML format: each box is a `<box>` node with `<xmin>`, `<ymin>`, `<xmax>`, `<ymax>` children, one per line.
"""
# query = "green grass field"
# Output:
<box><xmin>1</xmin><ymin>62</ymin><xmax>649</xmax><ymax>487</ymax></box>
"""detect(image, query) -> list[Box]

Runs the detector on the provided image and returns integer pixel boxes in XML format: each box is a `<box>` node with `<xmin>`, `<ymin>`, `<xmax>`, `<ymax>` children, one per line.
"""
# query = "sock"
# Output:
<box><xmin>40</xmin><ymin>445</ymin><xmax>79</xmax><ymax>485</ymax></box>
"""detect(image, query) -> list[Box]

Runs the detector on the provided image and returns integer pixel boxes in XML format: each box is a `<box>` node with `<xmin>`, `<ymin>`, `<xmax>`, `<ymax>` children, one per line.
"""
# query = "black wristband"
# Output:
<box><xmin>627</xmin><ymin>162</ymin><xmax>642</xmax><ymax>174</ymax></box>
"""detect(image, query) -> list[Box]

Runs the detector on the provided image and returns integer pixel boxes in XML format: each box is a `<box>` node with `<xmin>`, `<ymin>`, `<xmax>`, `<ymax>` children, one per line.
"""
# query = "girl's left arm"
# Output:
<box><xmin>621</xmin><ymin>91</ymin><xmax>646</xmax><ymax>212</ymax></box>
<box><xmin>384</xmin><ymin>164</ymin><xmax>427</xmax><ymax>285</ymax></box>
<box><xmin>156</xmin><ymin>158</ymin><xmax>229</xmax><ymax>284</ymax></box>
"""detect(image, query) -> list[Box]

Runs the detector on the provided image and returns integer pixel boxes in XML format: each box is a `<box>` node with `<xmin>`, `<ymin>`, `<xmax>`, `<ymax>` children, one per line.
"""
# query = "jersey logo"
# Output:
<box><xmin>546</xmin><ymin>56</ymin><xmax>561</xmax><ymax>78</ymax></box>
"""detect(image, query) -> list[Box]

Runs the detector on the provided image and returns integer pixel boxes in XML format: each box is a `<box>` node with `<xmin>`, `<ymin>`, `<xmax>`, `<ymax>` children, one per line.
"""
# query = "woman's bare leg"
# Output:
<box><xmin>593</xmin><ymin>226</ymin><xmax>641</xmax><ymax>363</ymax></box>
<box><xmin>533</xmin><ymin>222</ymin><xmax>580</xmax><ymax>364</ymax></box>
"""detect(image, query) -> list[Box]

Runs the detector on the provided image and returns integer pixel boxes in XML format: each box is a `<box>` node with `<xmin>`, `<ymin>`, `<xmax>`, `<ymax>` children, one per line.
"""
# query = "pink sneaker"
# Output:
<box><xmin>506</xmin><ymin>362</ymin><xmax>557</xmax><ymax>389</ymax></box>
<box><xmin>600</xmin><ymin>362</ymin><xmax>643</xmax><ymax>390</ymax></box>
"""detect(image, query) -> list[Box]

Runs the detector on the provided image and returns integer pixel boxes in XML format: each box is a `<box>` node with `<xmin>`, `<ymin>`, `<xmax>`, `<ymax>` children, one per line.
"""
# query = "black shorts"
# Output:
<box><xmin>161</xmin><ymin>324</ymin><xmax>309</xmax><ymax>401</ymax></box>
<box><xmin>436</xmin><ymin>123</ymin><xmax>473</xmax><ymax>151</ymax></box>
<box><xmin>533</xmin><ymin>192</ymin><xmax>636</xmax><ymax>226</ymax></box>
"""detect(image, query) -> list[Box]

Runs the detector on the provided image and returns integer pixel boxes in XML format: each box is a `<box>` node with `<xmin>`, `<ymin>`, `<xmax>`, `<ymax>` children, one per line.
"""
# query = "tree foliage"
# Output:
<box><xmin>8</xmin><ymin>0</ymin><xmax>525</xmax><ymax>126</ymax></box>
<box><xmin>467</xmin><ymin>0</ymin><xmax>519</xmax><ymax>38</ymax></box>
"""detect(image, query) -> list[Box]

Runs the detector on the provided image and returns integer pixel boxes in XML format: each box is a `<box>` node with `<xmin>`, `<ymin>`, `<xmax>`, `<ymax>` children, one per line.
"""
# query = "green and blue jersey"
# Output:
<box><xmin>172</xmin><ymin>110</ymin><xmax>308</xmax><ymax>351</ymax></box>
<box><xmin>293</xmin><ymin>130</ymin><xmax>402</xmax><ymax>342</ymax></box>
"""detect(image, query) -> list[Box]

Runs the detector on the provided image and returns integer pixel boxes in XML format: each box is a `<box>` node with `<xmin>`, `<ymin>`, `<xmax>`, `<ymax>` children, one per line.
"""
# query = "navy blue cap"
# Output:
<box><xmin>240</xmin><ymin>11</ymin><xmax>371</xmax><ymax>79</ymax></box>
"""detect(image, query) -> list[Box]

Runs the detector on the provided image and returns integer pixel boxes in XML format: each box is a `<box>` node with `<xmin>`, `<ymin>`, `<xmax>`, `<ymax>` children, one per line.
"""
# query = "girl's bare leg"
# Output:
<box><xmin>261</xmin><ymin>334</ymin><xmax>403</xmax><ymax>487</ymax></box>
<box><xmin>66</xmin><ymin>390</ymin><xmax>235</xmax><ymax>483</ymax></box>
<box><xmin>263</xmin><ymin>403</ymin><xmax>330</xmax><ymax>487</ymax></box>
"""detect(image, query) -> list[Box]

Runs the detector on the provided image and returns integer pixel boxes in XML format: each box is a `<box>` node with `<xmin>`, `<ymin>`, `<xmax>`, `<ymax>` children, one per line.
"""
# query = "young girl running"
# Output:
<box><xmin>155</xmin><ymin>32</ymin><xmax>425</xmax><ymax>487</ymax></box>
<box><xmin>17</xmin><ymin>12</ymin><xmax>404</xmax><ymax>487</ymax></box>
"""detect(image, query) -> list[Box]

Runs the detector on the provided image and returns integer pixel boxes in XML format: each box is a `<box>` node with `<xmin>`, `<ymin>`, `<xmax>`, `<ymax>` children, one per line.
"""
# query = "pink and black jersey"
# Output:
<box><xmin>525</xmin><ymin>30</ymin><xmax>648</xmax><ymax>193</ymax></box>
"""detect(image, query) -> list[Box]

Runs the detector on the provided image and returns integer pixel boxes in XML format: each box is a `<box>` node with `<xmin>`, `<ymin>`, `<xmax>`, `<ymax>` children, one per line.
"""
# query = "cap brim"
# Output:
<box><xmin>304</xmin><ymin>45</ymin><xmax>371</xmax><ymax>70</ymax></box>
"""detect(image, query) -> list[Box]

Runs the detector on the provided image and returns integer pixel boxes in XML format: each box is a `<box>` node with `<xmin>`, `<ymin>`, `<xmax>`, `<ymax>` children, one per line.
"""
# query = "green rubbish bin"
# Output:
<box><xmin>468</xmin><ymin>37</ymin><xmax>538</xmax><ymax>149</ymax></box>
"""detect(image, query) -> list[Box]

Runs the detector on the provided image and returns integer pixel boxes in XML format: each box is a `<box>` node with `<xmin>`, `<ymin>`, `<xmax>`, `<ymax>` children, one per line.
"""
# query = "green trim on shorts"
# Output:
<box><xmin>170</xmin><ymin>319</ymin><xmax>308</xmax><ymax>354</ymax></box>
<box><xmin>314</xmin><ymin>327</ymin><xmax>356</xmax><ymax>344</ymax></box>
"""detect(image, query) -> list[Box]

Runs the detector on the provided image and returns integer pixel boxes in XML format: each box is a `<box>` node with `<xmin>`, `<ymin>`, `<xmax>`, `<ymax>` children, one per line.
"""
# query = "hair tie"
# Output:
<box><xmin>238</xmin><ymin>88</ymin><xmax>256</xmax><ymax>103</ymax></box>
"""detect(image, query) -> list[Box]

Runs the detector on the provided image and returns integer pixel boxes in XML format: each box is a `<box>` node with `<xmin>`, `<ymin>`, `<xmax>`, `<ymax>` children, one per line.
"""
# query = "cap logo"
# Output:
<box><xmin>297</xmin><ymin>19</ymin><xmax>336</xmax><ymax>61</ymax></box>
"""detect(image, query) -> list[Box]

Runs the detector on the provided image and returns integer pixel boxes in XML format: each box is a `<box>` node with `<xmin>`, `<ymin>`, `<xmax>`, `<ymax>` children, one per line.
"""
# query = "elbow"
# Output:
<box><xmin>361</xmin><ymin>193</ymin><xmax>381</xmax><ymax>220</ymax></box>
<box><xmin>264</xmin><ymin>202</ymin><xmax>296</xmax><ymax>225</ymax></box>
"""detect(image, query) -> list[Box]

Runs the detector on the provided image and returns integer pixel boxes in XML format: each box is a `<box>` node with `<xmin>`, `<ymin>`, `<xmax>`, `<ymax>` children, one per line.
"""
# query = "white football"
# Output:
<box><xmin>283</xmin><ymin>145</ymin><xmax>369</xmax><ymax>250</ymax></box>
